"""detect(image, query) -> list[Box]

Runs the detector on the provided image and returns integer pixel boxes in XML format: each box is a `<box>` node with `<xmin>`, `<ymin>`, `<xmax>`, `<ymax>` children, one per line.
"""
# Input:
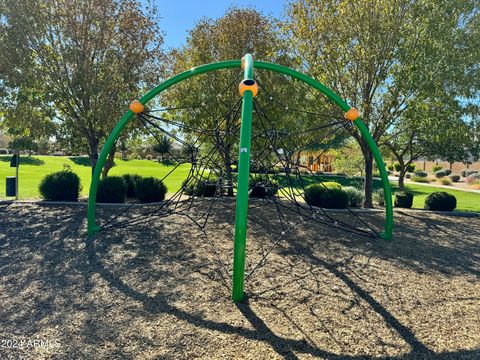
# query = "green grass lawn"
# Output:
<box><xmin>1</xmin><ymin>155</ymin><xmax>479</xmax><ymax>213</ymax></box>
<box><xmin>0</xmin><ymin>155</ymin><xmax>191</xmax><ymax>199</ymax></box>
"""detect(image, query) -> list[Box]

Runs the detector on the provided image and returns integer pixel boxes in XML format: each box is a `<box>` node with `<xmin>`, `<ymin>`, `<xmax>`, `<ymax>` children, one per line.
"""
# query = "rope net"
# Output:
<box><xmin>96</xmin><ymin>69</ymin><xmax>382</xmax><ymax>286</ymax></box>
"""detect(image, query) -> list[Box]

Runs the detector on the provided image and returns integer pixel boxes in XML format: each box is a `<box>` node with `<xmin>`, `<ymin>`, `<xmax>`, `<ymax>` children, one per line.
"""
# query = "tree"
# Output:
<box><xmin>332</xmin><ymin>140</ymin><xmax>365</xmax><ymax>178</ymax></box>
<box><xmin>164</xmin><ymin>7</ymin><xmax>291</xmax><ymax>196</ymax></box>
<box><xmin>283</xmin><ymin>0</ymin><xmax>479</xmax><ymax>206</ymax></box>
<box><xmin>9</xmin><ymin>136</ymin><xmax>39</xmax><ymax>155</ymax></box>
<box><xmin>152</xmin><ymin>135</ymin><xmax>172</xmax><ymax>161</ymax></box>
<box><xmin>382</xmin><ymin>96</ymin><xmax>470</xmax><ymax>189</ymax></box>
<box><xmin>0</xmin><ymin>0</ymin><xmax>164</xmax><ymax>174</ymax></box>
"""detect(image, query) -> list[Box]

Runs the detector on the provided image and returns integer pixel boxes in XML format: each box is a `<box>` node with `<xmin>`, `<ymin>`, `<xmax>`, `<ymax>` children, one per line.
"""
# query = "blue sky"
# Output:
<box><xmin>151</xmin><ymin>0</ymin><xmax>285</xmax><ymax>49</ymax></box>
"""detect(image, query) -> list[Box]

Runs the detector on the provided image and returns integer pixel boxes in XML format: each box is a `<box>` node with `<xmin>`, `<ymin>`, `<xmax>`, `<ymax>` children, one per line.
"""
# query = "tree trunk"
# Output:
<box><xmin>398</xmin><ymin>167</ymin><xmax>406</xmax><ymax>190</ymax></box>
<box><xmin>363</xmin><ymin>150</ymin><xmax>374</xmax><ymax>208</ymax></box>
<box><xmin>89</xmin><ymin>139</ymin><xmax>99</xmax><ymax>175</ymax></box>
<box><xmin>396</xmin><ymin>158</ymin><xmax>406</xmax><ymax>191</ymax></box>
<box><xmin>102</xmin><ymin>145</ymin><xmax>116</xmax><ymax>178</ymax></box>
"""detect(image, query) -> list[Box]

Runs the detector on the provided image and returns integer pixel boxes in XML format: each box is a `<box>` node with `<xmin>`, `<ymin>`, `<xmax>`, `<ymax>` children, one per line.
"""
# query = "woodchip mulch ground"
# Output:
<box><xmin>0</xmin><ymin>201</ymin><xmax>479</xmax><ymax>359</ymax></box>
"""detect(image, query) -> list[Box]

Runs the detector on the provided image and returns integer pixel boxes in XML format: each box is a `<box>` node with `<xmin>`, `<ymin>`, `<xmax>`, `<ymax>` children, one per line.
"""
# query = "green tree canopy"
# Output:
<box><xmin>283</xmin><ymin>0</ymin><xmax>479</xmax><ymax>205</ymax></box>
<box><xmin>0</xmin><ymin>0</ymin><xmax>164</xmax><ymax>173</ymax></box>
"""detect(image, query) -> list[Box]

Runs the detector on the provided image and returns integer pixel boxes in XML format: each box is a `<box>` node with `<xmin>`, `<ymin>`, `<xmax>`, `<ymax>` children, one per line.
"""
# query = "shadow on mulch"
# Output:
<box><xmin>0</xmin><ymin>202</ymin><xmax>478</xmax><ymax>359</ymax></box>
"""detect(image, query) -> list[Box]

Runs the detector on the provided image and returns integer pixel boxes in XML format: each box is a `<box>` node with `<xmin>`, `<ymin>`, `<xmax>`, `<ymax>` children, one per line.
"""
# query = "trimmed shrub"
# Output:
<box><xmin>466</xmin><ymin>173</ymin><xmax>480</xmax><ymax>184</ymax></box>
<box><xmin>448</xmin><ymin>174</ymin><xmax>460</xmax><ymax>182</ymax></box>
<box><xmin>415</xmin><ymin>171</ymin><xmax>428</xmax><ymax>178</ymax></box>
<box><xmin>439</xmin><ymin>177</ymin><xmax>452</xmax><ymax>185</ymax></box>
<box><xmin>320</xmin><ymin>181</ymin><xmax>342</xmax><ymax>189</ymax></box>
<box><xmin>373</xmin><ymin>189</ymin><xmax>385</xmax><ymax>206</ymax></box>
<box><xmin>432</xmin><ymin>165</ymin><xmax>443</xmax><ymax>172</ymax></box>
<box><xmin>304</xmin><ymin>182</ymin><xmax>342</xmax><ymax>207</ymax></box>
<box><xmin>249</xmin><ymin>175</ymin><xmax>279</xmax><ymax>198</ymax></box>
<box><xmin>184</xmin><ymin>175</ymin><xmax>220</xmax><ymax>197</ymax></box>
<box><xmin>387</xmin><ymin>163</ymin><xmax>394</xmax><ymax>171</ymax></box>
<box><xmin>0</xmin><ymin>148</ymin><xmax>9</xmax><ymax>154</ymax></box>
<box><xmin>412</xmin><ymin>175</ymin><xmax>430</xmax><ymax>183</ymax></box>
<box><xmin>406</xmin><ymin>163</ymin><xmax>416</xmax><ymax>172</ymax></box>
<box><xmin>424</xmin><ymin>192</ymin><xmax>456</xmax><ymax>211</ymax></box>
<box><xmin>97</xmin><ymin>176</ymin><xmax>127</xmax><ymax>203</ymax></box>
<box><xmin>135</xmin><ymin>177</ymin><xmax>167</xmax><ymax>203</ymax></box>
<box><xmin>343</xmin><ymin>186</ymin><xmax>364</xmax><ymax>207</ymax></box>
<box><xmin>319</xmin><ymin>188</ymin><xmax>349</xmax><ymax>209</ymax></box>
<box><xmin>393</xmin><ymin>162</ymin><xmax>401</xmax><ymax>172</ymax></box>
<box><xmin>122</xmin><ymin>174</ymin><xmax>142</xmax><ymax>197</ymax></box>
<box><xmin>39</xmin><ymin>168</ymin><xmax>81</xmax><ymax>201</ymax></box>
<box><xmin>394</xmin><ymin>192</ymin><xmax>413</xmax><ymax>208</ymax></box>
<box><xmin>434</xmin><ymin>170</ymin><xmax>446</xmax><ymax>178</ymax></box>
<box><xmin>196</xmin><ymin>180</ymin><xmax>219</xmax><ymax>197</ymax></box>
<box><xmin>465</xmin><ymin>170</ymin><xmax>478</xmax><ymax>177</ymax></box>
<box><xmin>444</xmin><ymin>169</ymin><xmax>452</xmax><ymax>176</ymax></box>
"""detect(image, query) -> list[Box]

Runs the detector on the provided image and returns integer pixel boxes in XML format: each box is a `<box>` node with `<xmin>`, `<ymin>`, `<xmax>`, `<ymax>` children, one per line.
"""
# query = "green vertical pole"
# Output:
<box><xmin>232</xmin><ymin>54</ymin><xmax>254</xmax><ymax>302</ymax></box>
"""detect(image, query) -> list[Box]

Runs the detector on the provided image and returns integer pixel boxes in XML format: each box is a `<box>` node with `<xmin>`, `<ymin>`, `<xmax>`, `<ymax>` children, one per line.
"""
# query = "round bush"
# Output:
<box><xmin>406</xmin><ymin>163</ymin><xmax>416</xmax><ymax>172</ymax></box>
<box><xmin>135</xmin><ymin>177</ymin><xmax>167</xmax><ymax>203</ymax></box>
<box><xmin>39</xmin><ymin>169</ymin><xmax>81</xmax><ymax>201</ymax></box>
<box><xmin>343</xmin><ymin>186</ymin><xmax>364</xmax><ymax>207</ymax></box>
<box><xmin>0</xmin><ymin>148</ymin><xmax>9</xmax><ymax>154</ymax></box>
<box><xmin>319</xmin><ymin>188</ymin><xmax>349</xmax><ymax>209</ymax></box>
<box><xmin>97</xmin><ymin>176</ymin><xmax>127</xmax><ymax>203</ymax></box>
<box><xmin>415</xmin><ymin>171</ymin><xmax>428</xmax><ymax>178</ymax></box>
<box><xmin>465</xmin><ymin>170</ymin><xmax>478</xmax><ymax>177</ymax></box>
<box><xmin>394</xmin><ymin>192</ymin><xmax>413</xmax><ymax>208</ymax></box>
<box><xmin>411</xmin><ymin>175</ymin><xmax>430</xmax><ymax>183</ymax></box>
<box><xmin>439</xmin><ymin>177</ymin><xmax>452</xmax><ymax>185</ymax></box>
<box><xmin>183</xmin><ymin>176</ymin><xmax>219</xmax><ymax>197</ymax></box>
<box><xmin>434</xmin><ymin>170</ymin><xmax>446</xmax><ymax>178</ymax></box>
<box><xmin>304</xmin><ymin>182</ymin><xmax>342</xmax><ymax>207</ymax></box>
<box><xmin>393</xmin><ymin>162</ymin><xmax>401</xmax><ymax>172</ymax></box>
<box><xmin>448</xmin><ymin>174</ymin><xmax>460</xmax><ymax>182</ymax></box>
<box><xmin>122</xmin><ymin>174</ymin><xmax>142</xmax><ymax>198</ymax></box>
<box><xmin>249</xmin><ymin>176</ymin><xmax>279</xmax><ymax>198</ymax></box>
<box><xmin>373</xmin><ymin>189</ymin><xmax>385</xmax><ymax>206</ymax></box>
<box><xmin>466</xmin><ymin>173</ymin><xmax>480</xmax><ymax>184</ymax></box>
<box><xmin>432</xmin><ymin>165</ymin><xmax>443</xmax><ymax>172</ymax></box>
<box><xmin>424</xmin><ymin>192</ymin><xmax>456</xmax><ymax>211</ymax></box>
<box><xmin>387</xmin><ymin>164</ymin><xmax>394</xmax><ymax>171</ymax></box>
<box><xmin>444</xmin><ymin>169</ymin><xmax>452</xmax><ymax>176</ymax></box>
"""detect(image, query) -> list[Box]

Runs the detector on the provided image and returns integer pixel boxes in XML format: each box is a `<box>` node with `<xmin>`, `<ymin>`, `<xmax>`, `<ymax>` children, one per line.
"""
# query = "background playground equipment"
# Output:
<box><xmin>87</xmin><ymin>54</ymin><xmax>393</xmax><ymax>303</ymax></box>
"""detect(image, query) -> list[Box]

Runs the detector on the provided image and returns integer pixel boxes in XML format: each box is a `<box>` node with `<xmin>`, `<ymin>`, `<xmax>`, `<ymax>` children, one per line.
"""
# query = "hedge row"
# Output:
<box><xmin>96</xmin><ymin>175</ymin><xmax>167</xmax><ymax>203</ymax></box>
<box><xmin>38</xmin><ymin>170</ymin><xmax>167</xmax><ymax>203</ymax></box>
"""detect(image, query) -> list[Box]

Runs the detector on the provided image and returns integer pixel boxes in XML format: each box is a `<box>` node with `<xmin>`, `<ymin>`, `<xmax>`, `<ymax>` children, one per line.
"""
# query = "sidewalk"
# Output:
<box><xmin>388</xmin><ymin>176</ymin><xmax>480</xmax><ymax>194</ymax></box>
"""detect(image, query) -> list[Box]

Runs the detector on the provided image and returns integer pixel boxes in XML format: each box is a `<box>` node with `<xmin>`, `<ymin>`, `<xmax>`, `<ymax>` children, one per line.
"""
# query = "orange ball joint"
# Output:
<box><xmin>129</xmin><ymin>100</ymin><xmax>144</xmax><ymax>114</ymax></box>
<box><xmin>239</xmin><ymin>79</ymin><xmax>258</xmax><ymax>97</ymax></box>
<box><xmin>344</xmin><ymin>108</ymin><xmax>360</xmax><ymax>121</ymax></box>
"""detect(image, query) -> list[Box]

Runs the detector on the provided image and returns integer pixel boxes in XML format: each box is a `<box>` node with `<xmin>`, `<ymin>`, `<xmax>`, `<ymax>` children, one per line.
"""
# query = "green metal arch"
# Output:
<box><xmin>87</xmin><ymin>59</ymin><xmax>393</xmax><ymax>240</ymax></box>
